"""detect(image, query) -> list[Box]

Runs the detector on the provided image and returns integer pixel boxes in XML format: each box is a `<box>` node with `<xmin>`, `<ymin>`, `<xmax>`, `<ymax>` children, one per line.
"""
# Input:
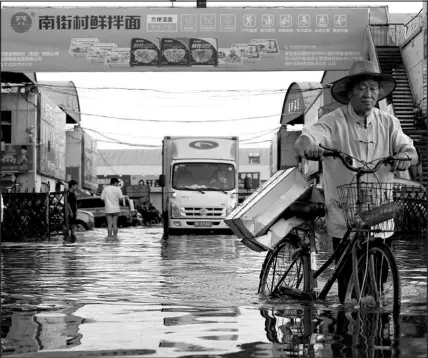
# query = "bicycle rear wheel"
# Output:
<box><xmin>259</xmin><ymin>234</ymin><xmax>310</xmax><ymax>298</ymax></box>
<box><xmin>345</xmin><ymin>241</ymin><xmax>401</xmax><ymax>311</ymax></box>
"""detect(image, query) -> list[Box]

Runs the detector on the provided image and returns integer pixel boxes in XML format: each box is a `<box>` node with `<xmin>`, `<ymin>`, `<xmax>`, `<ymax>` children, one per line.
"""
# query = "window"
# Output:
<box><xmin>239</xmin><ymin>172</ymin><xmax>260</xmax><ymax>189</ymax></box>
<box><xmin>1</xmin><ymin>111</ymin><xmax>12</xmax><ymax>143</ymax></box>
<box><xmin>77</xmin><ymin>198</ymin><xmax>104</xmax><ymax>209</ymax></box>
<box><xmin>172</xmin><ymin>163</ymin><xmax>236</xmax><ymax>191</ymax></box>
<box><xmin>248</xmin><ymin>152</ymin><xmax>260</xmax><ymax>164</ymax></box>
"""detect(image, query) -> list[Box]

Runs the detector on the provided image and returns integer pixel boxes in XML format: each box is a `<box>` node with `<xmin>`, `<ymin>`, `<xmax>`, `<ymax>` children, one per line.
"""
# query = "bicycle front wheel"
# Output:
<box><xmin>259</xmin><ymin>234</ymin><xmax>310</xmax><ymax>297</ymax></box>
<box><xmin>345</xmin><ymin>241</ymin><xmax>401</xmax><ymax>311</ymax></box>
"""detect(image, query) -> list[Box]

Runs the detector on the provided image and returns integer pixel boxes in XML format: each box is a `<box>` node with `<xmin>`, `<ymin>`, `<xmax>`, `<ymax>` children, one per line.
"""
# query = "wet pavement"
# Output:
<box><xmin>1</xmin><ymin>226</ymin><xmax>427</xmax><ymax>357</ymax></box>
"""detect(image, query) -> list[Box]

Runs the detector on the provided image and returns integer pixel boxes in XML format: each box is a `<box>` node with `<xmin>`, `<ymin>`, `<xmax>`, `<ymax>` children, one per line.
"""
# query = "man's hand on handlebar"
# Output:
<box><xmin>303</xmin><ymin>144</ymin><xmax>411</xmax><ymax>174</ymax></box>
<box><xmin>391</xmin><ymin>152</ymin><xmax>412</xmax><ymax>172</ymax></box>
<box><xmin>303</xmin><ymin>145</ymin><xmax>325</xmax><ymax>161</ymax></box>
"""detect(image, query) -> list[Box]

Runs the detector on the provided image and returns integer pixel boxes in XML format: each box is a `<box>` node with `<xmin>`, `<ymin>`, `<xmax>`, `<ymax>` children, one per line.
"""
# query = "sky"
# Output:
<box><xmin>2</xmin><ymin>1</ymin><xmax>425</xmax><ymax>149</ymax></box>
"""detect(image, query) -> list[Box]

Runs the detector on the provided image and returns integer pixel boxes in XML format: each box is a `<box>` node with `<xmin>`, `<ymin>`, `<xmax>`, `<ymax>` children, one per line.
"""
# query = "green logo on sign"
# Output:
<box><xmin>11</xmin><ymin>12</ymin><xmax>32</xmax><ymax>33</ymax></box>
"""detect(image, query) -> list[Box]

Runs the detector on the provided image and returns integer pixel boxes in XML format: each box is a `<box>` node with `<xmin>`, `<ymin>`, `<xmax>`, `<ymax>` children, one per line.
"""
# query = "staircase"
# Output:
<box><xmin>376</xmin><ymin>47</ymin><xmax>414</xmax><ymax>129</ymax></box>
<box><xmin>376</xmin><ymin>46</ymin><xmax>427</xmax><ymax>186</ymax></box>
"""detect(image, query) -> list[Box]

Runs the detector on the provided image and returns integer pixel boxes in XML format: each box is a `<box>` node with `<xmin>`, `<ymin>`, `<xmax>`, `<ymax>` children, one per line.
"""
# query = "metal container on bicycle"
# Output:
<box><xmin>225</xmin><ymin>167</ymin><xmax>310</xmax><ymax>243</ymax></box>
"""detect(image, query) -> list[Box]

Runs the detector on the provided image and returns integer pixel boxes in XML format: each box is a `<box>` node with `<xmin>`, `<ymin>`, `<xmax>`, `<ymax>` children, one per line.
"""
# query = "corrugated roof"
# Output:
<box><xmin>389</xmin><ymin>13</ymin><xmax>418</xmax><ymax>24</ymax></box>
<box><xmin>97</xmin><ymin>147</ymin><xmax>270</xmax><ymax>166</ymax></box>
<box><xmin>97</xmin><ymin>149</ymin><xmax>162</xmax><ymax>166</ymax></box>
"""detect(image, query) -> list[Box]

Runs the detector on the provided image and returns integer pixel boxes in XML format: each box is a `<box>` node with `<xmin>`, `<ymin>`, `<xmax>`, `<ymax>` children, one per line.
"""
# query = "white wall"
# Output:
<box><xmin>239</xmin><ymin>165</ymin><xmax>270</xmax><ymax>184</ymax></box>
<box><xmin>423</xmin><ymin>2</ymin><xmax>427</xmax><ymax>114</ymax></box>
<box><xmin>97</xmin><ymin>164</ymin><xmax>162</xmax><ymax>176</ymax></box>
<box><xmin>66</xmin><ymin>127</ymin><xmax>82</xmax><ymax>167</ymax></box>
<box><xmin>401</xmin><ymin>28</ymin><xmax>425</xmax><ymax>108</ymax></box>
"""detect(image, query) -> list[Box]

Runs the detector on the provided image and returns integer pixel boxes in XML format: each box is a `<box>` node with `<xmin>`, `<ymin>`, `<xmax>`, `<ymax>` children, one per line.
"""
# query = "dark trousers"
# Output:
<box><xmin>332</xmin><ymin>236</ymin><xmax>393</xmax><ymax>303</ymax></box>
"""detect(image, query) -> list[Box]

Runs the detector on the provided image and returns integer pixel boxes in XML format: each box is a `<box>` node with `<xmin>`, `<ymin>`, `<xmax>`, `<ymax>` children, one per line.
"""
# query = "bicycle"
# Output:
<box><xmin>258</xmin><ymin>145</ymin><xmax>426</xmax><ymax>311</ymax></box>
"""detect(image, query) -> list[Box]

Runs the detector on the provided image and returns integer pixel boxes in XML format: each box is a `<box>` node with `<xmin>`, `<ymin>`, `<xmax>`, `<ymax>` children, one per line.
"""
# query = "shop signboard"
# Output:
<box><xmin>39</xmin><ymin>94</ymin><xmax>66</xmax><ymax>180</ymax></box>
<box><xmin>130</xmin><ymin>175</ymin><xmax>162</xmax><ymax>193</ymax></box>
<box><xmin>124</xmin><ymin>185</ymin><xmax>150</xmax><ymax>200</ymax></box>
<box><xmin>0</xmin><ymin>143</ymin><xmax>33</xmax><ymax>172</ymax></box>
<box><xmin>1</xmin><ymin>7</ymin><xmax>369</xmax><ymax>72</ymax></box>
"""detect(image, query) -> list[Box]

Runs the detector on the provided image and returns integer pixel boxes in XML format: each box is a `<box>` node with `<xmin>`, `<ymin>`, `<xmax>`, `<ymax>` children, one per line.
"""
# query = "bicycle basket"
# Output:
<box><xmin>337</xmin><ymin>182</ymin><xmax>427</xmax><ymax>234</ymax></box>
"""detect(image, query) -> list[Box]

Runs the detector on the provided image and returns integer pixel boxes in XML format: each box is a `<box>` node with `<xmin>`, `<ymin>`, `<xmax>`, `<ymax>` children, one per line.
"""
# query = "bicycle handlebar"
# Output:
<box><xmin>306</xmin><ymin>144</ymin><xmax>410</xmax><ymax>175</ymax></box>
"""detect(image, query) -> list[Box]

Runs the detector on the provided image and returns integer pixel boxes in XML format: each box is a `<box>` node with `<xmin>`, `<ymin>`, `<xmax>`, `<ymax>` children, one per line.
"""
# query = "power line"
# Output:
<box><xmin>8</xmin><ymin>107</ymin><xmax>287</xmax><ymax>123</ymax></box>
<box><xmin>37</xmin><ymin>83</ymin><xmax>289</xmax><ymax>95</ymax></box>
<box><xmin>16</xmin><ymin>89</ymin><xmax>282</xmax><ymax>148</ymax></box>
<box><xmin>14</xmin><ymin>82</ymin><xmax>329</xmax><ymax>98</ymax></box>
<box><xmin>80</xmin><ymin>125</ymin><xmax>280</xmax><ymax>141</ymax></box>
<box><xmin>10</xmin><ymin>101</ymin><xmax>290</xmax><ymax>124</ymax></box>
<box><xmin>82</xmin><ymin>128</ymin><xmax>160</xmax><ymax>148</ymax></box>
<box><xmin>97</xmin><ymin>148</ymin><xmax>120</xmax><ymax>176</ymax></box>
<box><xmin>84</xmin><ymin>125</ymin><xmax>278</xmax><ymax>146</ymax></box>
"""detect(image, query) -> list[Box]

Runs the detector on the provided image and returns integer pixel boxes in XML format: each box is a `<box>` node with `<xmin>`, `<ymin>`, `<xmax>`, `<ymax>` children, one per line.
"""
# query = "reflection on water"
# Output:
<box><xmin>2</xmin><ymin>303</ymin><xmax>427</xmax><ymax>358</ymax></box>
<box><xmin>0</xmin><ymin>229</ymin><xmax>426</xmax><ymax>357</ymax></box>
<box><xmin>261</xmin><ymin>306</ymin><xmax>403</xmax><ymax>358</ymax></box>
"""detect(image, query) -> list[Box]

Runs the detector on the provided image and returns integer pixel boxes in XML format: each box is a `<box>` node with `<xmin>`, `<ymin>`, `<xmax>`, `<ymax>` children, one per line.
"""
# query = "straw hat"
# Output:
<box><xmin>331</xmin><ymin>60</ymin><xmax>396</xmax><ymax>104</ymax></box>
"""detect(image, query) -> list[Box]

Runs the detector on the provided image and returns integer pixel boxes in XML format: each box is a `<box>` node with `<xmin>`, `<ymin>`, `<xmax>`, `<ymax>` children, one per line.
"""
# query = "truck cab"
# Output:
<box><xmin>159</xmin><ymin>136</ymin><xmax>239</xmax><ymax>235</ymax></box>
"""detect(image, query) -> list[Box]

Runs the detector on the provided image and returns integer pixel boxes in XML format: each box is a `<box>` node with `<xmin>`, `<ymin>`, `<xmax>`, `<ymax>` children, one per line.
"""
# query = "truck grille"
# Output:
<box><xmin>183</xmin><ymin>207</ymin><xmax>224</xmax><ymax>217</ymax></box>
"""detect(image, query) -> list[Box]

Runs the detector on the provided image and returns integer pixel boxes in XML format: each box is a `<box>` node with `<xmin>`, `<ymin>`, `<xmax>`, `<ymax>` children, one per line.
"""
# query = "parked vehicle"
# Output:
<box><xmin>76</xmin><ymin>195</ymin><xmax>136</xmax><ymax>227</ymax></box>
<box><xmin>159</xmin><ymin>136</ymin><xmax>240</xmax><ymax>234</ymax></box>
<box><xmin>132</xmin><ymin>211</ymin><xmax>144</xmax><ymax>226</ymax></box>
<box><xmin>76</xmin><ymin>209</ymin><xmax>94</xmax><ymax>230</ymax></box>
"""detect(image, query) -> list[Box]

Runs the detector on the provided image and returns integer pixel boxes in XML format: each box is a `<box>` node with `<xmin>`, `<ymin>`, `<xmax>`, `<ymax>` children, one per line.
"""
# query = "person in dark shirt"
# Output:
<box><xmin>66</xmin><ymin>180</ymin><xmax>78</xmax><ymax>241</ymax></box>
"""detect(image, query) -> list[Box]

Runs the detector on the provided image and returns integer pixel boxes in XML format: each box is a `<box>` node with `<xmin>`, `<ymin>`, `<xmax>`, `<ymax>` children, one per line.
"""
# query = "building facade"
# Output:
<box><xmin>1</xmin><ymin>74</ymin><xmax>70</xmax><ymax>192</ymax></box>
<box><xmin>1</xmin><ymin>75</ymin><xmax>98</xmax><ymax>193</ymax></box>
<box><xmin>39</xmin><ymin>81</ymin><xmax>98</xmax><ymax>193</ymax></box>
<box><xmin>66</xmin><ymin>126</ymin><xmax>98</xmax><ymax>194</ymax></box>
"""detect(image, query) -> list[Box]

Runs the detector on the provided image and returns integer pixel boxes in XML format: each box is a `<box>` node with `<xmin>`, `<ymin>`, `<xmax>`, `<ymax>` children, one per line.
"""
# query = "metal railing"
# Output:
<box><xmin>405</xmin><ymin>10</ymin><xmax>425</xmax><ymax>38</ymax></box>
<box><xmin>1</xmin><ymin>190</ymin><xmax>68</xmax><ymax>239</ymax></box>
<box><xmin>369</xmin><ymin>10</ymin><xmax>425</xmax><ymax>47</ymax></box>
<box><xmin>370</xmin><ymin>23</ymin><xmax>408</xmax><ymax>47</ymax></box>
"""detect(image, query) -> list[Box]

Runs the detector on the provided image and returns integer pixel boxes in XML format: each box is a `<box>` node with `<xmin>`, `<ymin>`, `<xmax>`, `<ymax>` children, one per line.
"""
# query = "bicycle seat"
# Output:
<box><xmin>282</xmin><ymin>201</ymin><xmax>326</xmax><ymax>220</ymax></box>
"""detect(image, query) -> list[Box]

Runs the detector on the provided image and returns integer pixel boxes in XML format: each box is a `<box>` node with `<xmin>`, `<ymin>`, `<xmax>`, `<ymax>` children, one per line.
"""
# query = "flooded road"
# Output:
<box><xmin>1</xmin><ymin>227</ymin><xmax>427</xmax><ymax>357</ymax></box>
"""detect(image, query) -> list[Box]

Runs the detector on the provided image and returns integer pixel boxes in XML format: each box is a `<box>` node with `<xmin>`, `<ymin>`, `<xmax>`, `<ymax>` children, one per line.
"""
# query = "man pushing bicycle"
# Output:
<box><xmin>294</xmin><ymin>59</ymin><xmax>418</xmax><ymax>303</ymax></box>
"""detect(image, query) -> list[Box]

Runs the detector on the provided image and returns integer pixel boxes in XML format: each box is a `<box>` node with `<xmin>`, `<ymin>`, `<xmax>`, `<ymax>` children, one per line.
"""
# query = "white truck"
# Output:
<box><xmin>159</xmin><ymin>136</ymin><xmax>240</xmax><ymax>234</ymax></box>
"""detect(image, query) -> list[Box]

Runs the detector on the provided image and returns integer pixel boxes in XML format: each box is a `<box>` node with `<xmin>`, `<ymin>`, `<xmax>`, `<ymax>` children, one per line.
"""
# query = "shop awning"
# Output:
<box><xmin>280</xmin><ymin>82</ymin><xmax>323</xmax><ymax>126</ymax></box>
<box><xmin>38</xmin><ymin>81</ymin><xmax>81</xmax><ymax>124</ymax></box>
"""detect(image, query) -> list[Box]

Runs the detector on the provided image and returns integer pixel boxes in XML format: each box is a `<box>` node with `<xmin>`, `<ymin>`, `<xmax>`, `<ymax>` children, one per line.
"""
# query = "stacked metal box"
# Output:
<box><xmin>225</xmin><ymin>168</ymin><xmax>310</xmax><ymax>250</ymax></box>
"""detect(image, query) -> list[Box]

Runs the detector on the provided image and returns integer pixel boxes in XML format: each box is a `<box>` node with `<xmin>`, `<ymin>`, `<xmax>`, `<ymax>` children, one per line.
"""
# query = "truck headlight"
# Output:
<box><xmin>226</xmin><ymin>201</ymin><xmax>237</xmax><ymax>215</ymax></box>
<box><xmin>171</xmin><ymin>203</ymin><xmax>181</xmax><ymax>218</ymax></box>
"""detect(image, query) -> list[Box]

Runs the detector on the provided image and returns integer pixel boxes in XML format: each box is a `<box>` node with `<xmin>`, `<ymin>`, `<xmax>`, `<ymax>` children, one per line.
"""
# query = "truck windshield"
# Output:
<box><xmin>172</xmin><ymin>163</ymin><xmax>235</xmax><ymax>191</ymax></box>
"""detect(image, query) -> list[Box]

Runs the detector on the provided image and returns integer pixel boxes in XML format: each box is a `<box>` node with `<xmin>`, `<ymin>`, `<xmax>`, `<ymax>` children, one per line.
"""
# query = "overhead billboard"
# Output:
<box><xmin>1</xmin><ymin>7</ymin><xmax>369</xmax><ymax>72</ymax></box>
